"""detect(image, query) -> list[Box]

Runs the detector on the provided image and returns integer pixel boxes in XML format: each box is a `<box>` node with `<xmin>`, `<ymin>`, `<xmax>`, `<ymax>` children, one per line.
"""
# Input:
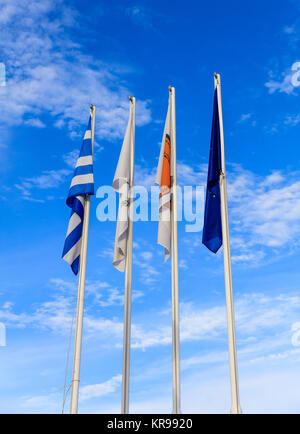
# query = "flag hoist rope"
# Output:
<box><xmin>214</xmin><ymin>73</ymin><xmax>242</xmax><ymax>415</ymax></box>
<box><xmin>61</xmin><ymin>280</ymin><xmax>78</xmax><ymax>413</ymax></box>
<box><xmin>121</xmin><ymin>96</ymin><xmax>135</xmax><ymax>414</ymax></box>
<box><xmin>70</xmin><ymin>104</ymin><xmax>96</xmax><ymax>415</ymax></box>
<box><xmin>169</xmin><ymin>86</ymin><xmax>181</xmax><ymax>415</ymax></box>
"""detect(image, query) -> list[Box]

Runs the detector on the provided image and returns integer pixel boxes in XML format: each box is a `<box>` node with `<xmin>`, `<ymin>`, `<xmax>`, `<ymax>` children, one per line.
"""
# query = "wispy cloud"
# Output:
<box><xmin>62</xmin><ymin>150</ymin><xmax>80</xmax><ymax>168</ymax></box>
<box><xmin>265</xmin><ymin>70</ymin><xmax>296</xmax><ymax>95</ymax></box>
<box><xmin>80</xmin><ymin>374</ymin><xmax>122</xmax><ymax>401</ymax></box>
<box><xmin>86</xmin><ymin>280</ymin><xmax>144</xmax><ymax>307</ymax></box>
<box><xmin>134</xmin><ymin>250</ymin><xmax>161</xmax><ymax>286</ymax></box>
<box><xmin>134</xmin><ymin>161</ymin><xmax>300</xmax><ymax>264</ymax></box>
<box><xmin>265</xmin><ymin>61</ymin><xmax>300</xmax><ymax>95</ymax></box>
<box><xmin>0</xmin><ymin>0</ymin><xmax>151</xmax><ymax>140</ymax></box>
<box><xmin>284</xmin><ymin>113</ymin><xmax>300</xmax><ymax>126</ymax></box>
<box><xmin>237</xmin><ymin>113</ymin><xmax>253</xmax><ymax>123</ymax></box>
<box><xmin>130</xmin><ymin>291</ymin><xmax>300</xmax><ymax>352</ymax></box>
<box><xmin>1</xmin><ymin>280</ymin><xmax>300</xmax><ymax>385</ymax></box>
<box><xmin>125</xmin><ymin>5</ymin><xmax>157</xmax><ymax>29</ymax></box>
<box><xmin>225</xmin><ymin>166</ymin><xmax>300</xmax><ymax>264</ymax></box>
<box><xmin>24</xmin><ymin>118</ymin><xmax>46</xmax><ymax>128</ymax></box>
<box><xmin>15</xmin><ymin>169</ymin><xmax>71</xmax><ymax>201</ymax></box>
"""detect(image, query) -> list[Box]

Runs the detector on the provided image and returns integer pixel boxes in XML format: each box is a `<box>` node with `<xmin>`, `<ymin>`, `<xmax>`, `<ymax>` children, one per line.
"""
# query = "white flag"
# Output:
<box><xmin>156</xmin><ymin>97</ymin><xmax>172</xmax><ymax>261</ymax></box>
<box><xmin>113</xmin><ymin>105</ymin><xmax>134</xmax><ymax>272</ymax></box>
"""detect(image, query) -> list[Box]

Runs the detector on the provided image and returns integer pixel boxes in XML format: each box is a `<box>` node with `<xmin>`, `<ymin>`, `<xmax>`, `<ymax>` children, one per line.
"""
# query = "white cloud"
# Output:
<box><xmin>291</xmin><ymin>322</ymin><xmax>300</xmax><ymax>347</ymax></box>
<box><xmin>265</xmin><ymin>60</ymin><xmax>300</xmax><ymax>95</ymax></box>
<box><xmin>125</xmin><ymin>5</ymin><xmax>154</xmax><ymax>29</ymax></box>
<box><xmin>0</xmin><ymin>0</ymin><xmax>151</xmax><ymax>140</ymax></box>
<box><xmin>227</xmin><ymin>166</ymin><xmax>300</xmax><ymax>255</ymax></box>
<box><xmin>179</xmin><ymin>259</ymin><xmax>188</xmax><ymax>269</ymax></box>
<box><xmin>140</xmin><ymin>251</ymin><xmax>153</xmax><ymax>261</ymax></box>
<box><xmin>49</xmin><ymin>278</ymin><xmax>143</xmax><ymax>309</ymax></box>
<box><xmin>265</xmin><ymin>70</ymin><xmax>296</xmax><ymax>94</ymax></box>
<box><xmin>62</xmin><ymin>150</ymin><xmax>80</xmax><ymax>168</ymax></box>
<box><xmin>284</xmin><ymin>25</ymin><xmax>296</xmax><ymax>35</ymax></box>
<box><xmin>231</xmin><ymin>251</ymin><xmax>265</xmax><ymax>263</ymax></box>
<box><xmin>98</xmin><ymin>247</ymin><xmax>114</xmax><ymax>260</ymax></box>
<box><xmin>2</xmin><ymin>286</ymin><xmax>300</xmax><ymax>413</ymax></box>
<box><xmin>20</xmin><ymin>392</ymin><xmax>61</xmax><ymax>412</ymax></box>
<box><xmin>15</xmin><ymin>169</ymin><xmax>71</xmax><ymax>201</ymax></box>
<box><xmin>261</xmin><ymin>171</ymin><xmax>285</xmax><ymax>186</ymax></box>
<box><xmin>24</xmin><ymin>118</ymin><xmax>46</xmax><ymax>128</ymax></box>
<box><xmin>88</xmin><ymin>286</ymin><xmax>124</xmax><ymax>308</ymax></box>
<box><xmin>18</xmin><ymin>357</ymin><xmax>300</xmax><ymax>413</ymax></box>
<box><xmin>134</xmin><ymin>251</ymin><xmax>160</xmax><ymax>287</ymax></box>
<box><xmin>133</xmin><ymin>162</ymin><xmax>300</xmax><ymax>263</ymax></box>
<box><xmin>134</xmin><ymin>161</ymin><xmax>300</xmax><ymax>263</ymax></box>
<box><xmin>177</xmin><ymin>162</ymin><xmax>207</xmax><ymax>186</ymax></box>
<box><xmin>238</xmin><ymin>113</ymin><xmax>252</xmax><ymax>123</ymax></box>
<box><xmin>80</xmin><ymin>375</ymin><xmax>122</xmax><ymax>401</ymax></box>
<box><xmin>0</xmin><ymin>278</ymin><xmax>300</xmax><ymax>364</ymax></box>
<box><xmin>134</xmin><ymin>165</ymin><xmax>157</xmax><ymax>190</ymax></box>
<box><xmin>130</xmin><ymin>291</ymin><xmax>300</xmax><ymax>352</ymax></box>
<box><xmin>49</xmin><ymin>278</ymin><xmax>75</xmax><ymax>293</ymax></box>
<box><xmin>285</xmin><ymin>113</ymin><xmax>300</xmax><ymax>126</ymax></box>
<box><xmin>0</xmin><ymin>283</ymin><xmax>123</xmax><ymax>338</ymax></box>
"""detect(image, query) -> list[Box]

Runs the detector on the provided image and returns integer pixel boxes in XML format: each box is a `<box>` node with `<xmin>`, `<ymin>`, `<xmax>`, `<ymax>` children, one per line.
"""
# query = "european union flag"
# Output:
<box><xmin>202</xmin><ymin>89</ymin><xmax>223</xmax><ymax>253</ymax></box>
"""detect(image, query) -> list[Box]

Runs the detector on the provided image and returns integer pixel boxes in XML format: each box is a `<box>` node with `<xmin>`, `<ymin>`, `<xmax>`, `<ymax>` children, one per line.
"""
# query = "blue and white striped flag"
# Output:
<box><xmin>62</xmin><ymin>117</ymin><xmax>94</xmax><ymax>275</ymax></box>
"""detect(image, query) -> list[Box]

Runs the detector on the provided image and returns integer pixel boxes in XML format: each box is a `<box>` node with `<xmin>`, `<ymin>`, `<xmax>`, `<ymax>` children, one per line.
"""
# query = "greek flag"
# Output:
<box><xmin>62</xmin><ymin>117</ymin><xmax>94</xmax><ymax>274</ymax></box>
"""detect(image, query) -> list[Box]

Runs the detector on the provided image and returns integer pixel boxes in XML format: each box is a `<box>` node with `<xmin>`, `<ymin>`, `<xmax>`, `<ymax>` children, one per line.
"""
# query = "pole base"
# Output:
<box><xmin>230</xmin><ymin>406</ymin><xmax>242</xmax><ymax>414</ymax></box>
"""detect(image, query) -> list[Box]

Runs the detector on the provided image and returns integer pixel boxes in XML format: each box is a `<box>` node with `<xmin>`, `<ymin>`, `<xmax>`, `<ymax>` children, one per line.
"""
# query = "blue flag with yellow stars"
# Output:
<box><xmin>202</xmin><ymin>89</ymin><xmax>223</xmax><ymax>253</ymax></box>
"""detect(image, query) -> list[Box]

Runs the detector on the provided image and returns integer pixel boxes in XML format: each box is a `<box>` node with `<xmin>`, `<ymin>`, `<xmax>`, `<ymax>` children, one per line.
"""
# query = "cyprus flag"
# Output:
<box><xmin>155</xmin><ymin>98</ymin><xmax>172</xmax><ymax>261</ymax></box>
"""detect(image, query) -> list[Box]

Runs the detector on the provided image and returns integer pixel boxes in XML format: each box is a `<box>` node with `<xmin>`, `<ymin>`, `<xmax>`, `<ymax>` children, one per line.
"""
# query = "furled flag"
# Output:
<box><xmin>113</xmin><ymin>105</ymin><xmax>134</xmax><ymax>272</ymax></box>
<box><xmin>62</xmin><ymin>117</ymin><xmax>94</xmax><ymax>274</ymax></box>
<box><xmin>155</xmin><ymin>98</ymin><xmax>171</xmax><ymax>261</ymax></box>
<box><xmin>202</xmin><ymin>89</ymin><xmax>223</xmax><ymax>253</ymax></box>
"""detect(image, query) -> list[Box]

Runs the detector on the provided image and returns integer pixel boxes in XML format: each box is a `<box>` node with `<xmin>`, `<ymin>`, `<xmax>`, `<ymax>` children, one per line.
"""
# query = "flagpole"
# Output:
<box><xmin>214</xmin><ymin>73</ymin><xmax>242</xmax><ymax>415</ymax></box>
<box><xmin>169</xmin><ymin>86</ymin><xmax>181</xmax><ymax>415</ymax></box>
<box><xmin>121</xmin><ymin>96</ymin><xmax>135</xmax><ymax>414</ymax></box>
<box><xmin>70</xmin><ymin>104</ymin><xmax>96</xmax><ymax>414</ymax></box>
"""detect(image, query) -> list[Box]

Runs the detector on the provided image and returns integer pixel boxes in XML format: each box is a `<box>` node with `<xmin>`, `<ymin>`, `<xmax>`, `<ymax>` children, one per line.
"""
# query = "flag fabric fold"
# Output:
<box><xmin>156</xmin><ymin>98</ymin><xmax>172</xmax><ymax>261</ymax></box>
<box><xmin>62</xmin><ymin>117</ymin><xmax>94</xmax><ymax>274</ymax></box>
<box><xmin>202</xmin><ymin>89</ymin><xmax>223</xmax><ymax>253</ymax></box>
<box><xmin>113</xmin><ymin>106</ymin><xmax>133</xmax><ymax>272</ymax></box>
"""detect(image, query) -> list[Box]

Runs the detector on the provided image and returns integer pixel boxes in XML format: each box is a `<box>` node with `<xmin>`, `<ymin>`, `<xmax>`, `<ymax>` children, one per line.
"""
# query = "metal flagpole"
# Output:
<box><xmin>70</xmin><ymin>104</ymin><xmax>96</xmax><ymax>414</ymax></box>
<box><xmin>169</xmin><ymin>86</ymin><xmax>181</xmax><ymax>414</ymax></box>
<box><xmin>121</xmin><ymin>96</ymin><xmax>135</xmax><ymax>414</ymax></box>
<box><xmin>214</xmin><ymin>73</ymin><xmax>242</xmax><ymax>415</ymax></box>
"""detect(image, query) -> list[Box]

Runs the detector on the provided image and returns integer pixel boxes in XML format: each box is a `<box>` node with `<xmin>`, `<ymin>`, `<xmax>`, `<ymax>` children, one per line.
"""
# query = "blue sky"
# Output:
<box><xmin>1</xmin><ymin>0</ymin><xmax>300</xmax><ymax>414</ymax></box>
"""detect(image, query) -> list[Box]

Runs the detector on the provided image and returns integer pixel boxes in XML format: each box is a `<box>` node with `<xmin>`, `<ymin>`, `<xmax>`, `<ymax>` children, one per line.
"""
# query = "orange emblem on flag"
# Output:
<box><xmin>160</xmin><ymin>134</ymin><xmax>171</xmax><ymax>199</ymax></box>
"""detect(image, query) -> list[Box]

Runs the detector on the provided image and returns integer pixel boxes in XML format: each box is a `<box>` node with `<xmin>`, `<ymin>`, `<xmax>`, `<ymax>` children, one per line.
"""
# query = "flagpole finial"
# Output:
<box><xmin>214</xmin><ymin>72</ymin><xmax>221</xmax><ymax>85</ymax></box>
